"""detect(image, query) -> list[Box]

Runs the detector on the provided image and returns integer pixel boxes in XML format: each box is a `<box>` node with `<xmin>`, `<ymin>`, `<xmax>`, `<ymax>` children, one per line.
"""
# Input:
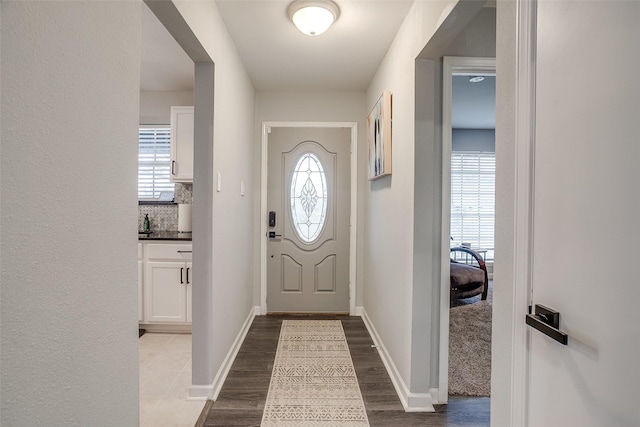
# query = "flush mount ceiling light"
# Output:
<box><xmin>288</xmin><ymin>0</ymin><xmax>340</xmax><ymax>36</ymax></box>
<box><xmin>469</xmin><ymin>76</ymin><xmax>485</xmax><ymax>83</ymax></box>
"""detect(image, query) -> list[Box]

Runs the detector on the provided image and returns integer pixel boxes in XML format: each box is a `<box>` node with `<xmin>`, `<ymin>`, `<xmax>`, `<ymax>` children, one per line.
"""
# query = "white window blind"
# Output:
<box><xmin>451</xmin><ymin>152</ymin><xmax>495</xmax><ymax>261</ymax></box>
<box><xmin>138</xmin><ymin>127</ymin><xmax>174</xmax><ymax>199</ymax></box>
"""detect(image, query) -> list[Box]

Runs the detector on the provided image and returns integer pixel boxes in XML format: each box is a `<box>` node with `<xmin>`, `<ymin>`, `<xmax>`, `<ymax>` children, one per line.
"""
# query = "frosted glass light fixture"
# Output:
<box><xmin>288</xmin><ymin>0</ymin><xmax>340</xmax><ymax>36</ymax></box>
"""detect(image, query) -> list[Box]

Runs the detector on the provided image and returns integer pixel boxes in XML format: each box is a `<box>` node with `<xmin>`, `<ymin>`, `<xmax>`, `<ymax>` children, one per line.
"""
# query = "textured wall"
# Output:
<box><xmin>1</xmin><ymin>2</ymin><xmax>140</xmax><ymax>425</ymax></box>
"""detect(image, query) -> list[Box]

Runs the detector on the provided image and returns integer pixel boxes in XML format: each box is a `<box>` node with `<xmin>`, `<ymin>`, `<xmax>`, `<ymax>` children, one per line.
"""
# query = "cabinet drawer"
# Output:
<box><xmin>145</xmin><ymin>243</ymin><xmax>192</xmax><ymax>260</ymax></box>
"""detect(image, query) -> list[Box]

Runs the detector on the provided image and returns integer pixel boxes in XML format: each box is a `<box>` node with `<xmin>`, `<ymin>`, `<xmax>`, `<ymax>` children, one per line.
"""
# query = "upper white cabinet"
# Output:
<box><xmin>170</xmin><ymin>106</ymin><xmax>194</xmax><ymax>183</ymax></box>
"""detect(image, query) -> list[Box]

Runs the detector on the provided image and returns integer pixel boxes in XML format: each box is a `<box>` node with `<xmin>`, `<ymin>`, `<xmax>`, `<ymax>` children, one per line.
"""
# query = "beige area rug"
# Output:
<box><xmin>261</xmin><ymin>320</ymin><xmax>370</xmax><ymax>427</ymax></box>
<box><xmin>448</xmin><ymin>283</ymin><xmax>493</xmax><ymax>396</ymax></box>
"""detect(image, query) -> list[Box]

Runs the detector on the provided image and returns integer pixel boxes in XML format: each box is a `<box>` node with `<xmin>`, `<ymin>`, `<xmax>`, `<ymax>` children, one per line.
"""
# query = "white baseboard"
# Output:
<box><xmin>360</xmin><ymin>309</ymin><xmax>435</xmax><ymax>413</ymax></box>
<box><xmin>354</xmin><ymin>306</ymin><xmax>364</xmax><ymax>316</ymax></box>
<box><xmin>187</xmin><ymin>385</ymin><xmax>213</xmax><ymax>400</ymax></box>
<box><xmin>429</xmin><ymin>388</ymin><xmax>442</xmax><ymax>405</ymax></box>
<box><xmin>188</xmin><ymin>306</ymin><xmax>258</xmax><ymax>400</ymax></box>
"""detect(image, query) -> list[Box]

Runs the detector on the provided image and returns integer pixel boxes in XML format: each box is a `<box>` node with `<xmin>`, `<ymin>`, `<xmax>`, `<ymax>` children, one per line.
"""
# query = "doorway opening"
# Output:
<box><xmin>439</xmin><ymin>57</ymin><xmax>496</xmax><ymax>402</ymax></box>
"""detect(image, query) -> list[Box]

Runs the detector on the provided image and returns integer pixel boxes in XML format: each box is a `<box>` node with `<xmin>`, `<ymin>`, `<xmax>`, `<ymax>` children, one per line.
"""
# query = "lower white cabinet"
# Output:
<box><xmin>138</xmin><ymin>244</ymin><xmax>144</xmax><ymax>323</ymax></box>
<box><xmin>143</xmin><ymin>242</ymin><xmax>192</xmax><ymax>324</ymax></box>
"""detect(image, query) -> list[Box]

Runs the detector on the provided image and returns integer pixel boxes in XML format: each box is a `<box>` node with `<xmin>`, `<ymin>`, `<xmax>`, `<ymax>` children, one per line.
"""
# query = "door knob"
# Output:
<box><xmin>268</xmin><ymin>231</ymin><xmax>282</xmax><ymax>239</ymax></box>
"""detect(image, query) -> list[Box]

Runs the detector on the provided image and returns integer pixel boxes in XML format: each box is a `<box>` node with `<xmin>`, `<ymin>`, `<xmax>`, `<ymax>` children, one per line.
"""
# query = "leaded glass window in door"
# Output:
<box><xmin>290</xmin><ymin>152</ymin><xmax>328</xmax><ymax>243</ymax></box>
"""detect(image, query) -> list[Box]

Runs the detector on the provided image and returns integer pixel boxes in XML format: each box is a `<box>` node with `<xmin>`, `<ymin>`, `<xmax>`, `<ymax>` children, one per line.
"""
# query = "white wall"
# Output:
<box><xmin>452</xmin><ymin>129</ymin><xmax>495</xmax><ymax>152</ymax></box>
<box><xmin>364</xmin><ymin>0</ymin><xmax>496</xmax><ymax>408</ymax></box>
<box><xmin>140</xmin><ymin>90</ymin><xmax>193</xmax><ymax>124</ymax></box>
<box><xmin>253</xmin><ymin>91</ymin><xmax>367</xmax><ymax>307</ymax></box>
<box><xmin>170</xmin><ymin>0</ymin><xmax>256</xmax><ymax>392</ymax></box>
<box><xmin>364</xmin><ymin>0</ymin><xmax>464</xmax><ymax>406</ymax></box>
<box><xmin>1</xmin><ymin>2</ymin><xmax>140</xmax><ymax>425</ymax></box>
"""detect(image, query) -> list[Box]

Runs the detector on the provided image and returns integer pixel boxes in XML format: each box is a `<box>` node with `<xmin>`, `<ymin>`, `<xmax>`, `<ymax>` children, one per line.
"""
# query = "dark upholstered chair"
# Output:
<box><xmin>450</xmin><ymin>247</ymin><xmax>488</xmax><ymax>303</ymax></box>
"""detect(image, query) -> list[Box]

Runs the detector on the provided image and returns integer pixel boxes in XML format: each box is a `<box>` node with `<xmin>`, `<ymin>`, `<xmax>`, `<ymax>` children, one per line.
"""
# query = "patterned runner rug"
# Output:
<box><xmin>261</xmin><ymin>320</ymin><xmax>370</xmax><ymax>426</ymax></box>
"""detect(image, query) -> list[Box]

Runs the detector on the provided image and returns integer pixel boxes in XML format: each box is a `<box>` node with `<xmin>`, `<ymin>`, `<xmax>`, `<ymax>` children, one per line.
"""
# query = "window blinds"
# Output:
<box><xmin>138</xmin><ymin>127</ymin><xmax>174</xmax><ymax>199</ymax></box>
<box><xmin>451</xmin><ymin>152</ymin><xmax>495</xmax><ymax>261</ymax></box>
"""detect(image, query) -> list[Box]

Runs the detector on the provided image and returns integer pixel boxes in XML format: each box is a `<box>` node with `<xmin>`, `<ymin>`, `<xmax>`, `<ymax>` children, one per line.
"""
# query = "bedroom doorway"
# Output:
<box><xmin>439</xmin><ymin>56</ymin><xmax>496</xmax><ymax>401</ymax></box>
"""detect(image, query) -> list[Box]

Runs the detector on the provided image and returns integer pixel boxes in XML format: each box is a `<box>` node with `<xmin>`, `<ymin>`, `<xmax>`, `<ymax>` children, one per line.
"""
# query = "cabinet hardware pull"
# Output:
<box><xmin>180</xmin><ymin>267</ymin><xmax>184</xmax><ymax>284</ymax></box>
<box><xmin>177</xmin><ymin>250</ymin><xmax>192</xmax><ymax>253</ymax></box>
<box><xmin>171</xmin><ymin>160</ymin><xmax>176</xmax><ymax>176</ymax></box>
<box><xmin>186</xmin><ymin>267</ymin><xmax>190</xmax><ymax>284</ymax></box>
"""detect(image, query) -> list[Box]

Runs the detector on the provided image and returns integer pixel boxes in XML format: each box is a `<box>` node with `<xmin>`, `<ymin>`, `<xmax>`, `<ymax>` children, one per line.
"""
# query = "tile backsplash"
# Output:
<box><xmin>138</xmin><ymin>183</ymin><xmax>192</xmax><ymax>231</ymax></box>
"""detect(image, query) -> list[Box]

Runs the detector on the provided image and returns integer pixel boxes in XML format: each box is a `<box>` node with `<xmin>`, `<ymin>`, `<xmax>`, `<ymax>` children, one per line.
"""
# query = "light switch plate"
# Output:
<box><xmin>241</xmin><ymin>181</ymin><xmax>245</xmax><ymax>196</ymax></box>
<box><xmin>217</xmin><ymin>172</ymin><xmax>221</xmax><ymax>192</ymax></box>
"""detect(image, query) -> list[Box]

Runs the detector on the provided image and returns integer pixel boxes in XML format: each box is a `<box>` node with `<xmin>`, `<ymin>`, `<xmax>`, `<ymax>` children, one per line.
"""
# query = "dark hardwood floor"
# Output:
<box><xmin>198</xmin><ymin>315</ymin><xmax>489</xmax><ymax>427</ymax></box>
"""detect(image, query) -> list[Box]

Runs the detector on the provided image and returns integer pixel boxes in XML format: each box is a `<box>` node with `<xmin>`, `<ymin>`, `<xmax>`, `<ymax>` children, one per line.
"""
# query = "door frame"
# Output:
<box><xmin>260</xmin><ymin>121</ymin><xmax>358</xmax><ymax>315</ymax></box>
<box><xmin>504</xmin><ymin>0</ymin><xmax>537</xmax><ymax>424</ymax></box>
<box><xmin>439</xmin><ymin>56</ymin><xmax>496</xmax><ymax>403</ymax></box>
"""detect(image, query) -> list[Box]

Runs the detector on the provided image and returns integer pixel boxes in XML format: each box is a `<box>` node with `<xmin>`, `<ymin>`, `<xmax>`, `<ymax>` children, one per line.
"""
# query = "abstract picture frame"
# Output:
<box><xmin>367</xmin><ymin>90</ymin><xmax>392</xmax><ymax>180</ymax></box>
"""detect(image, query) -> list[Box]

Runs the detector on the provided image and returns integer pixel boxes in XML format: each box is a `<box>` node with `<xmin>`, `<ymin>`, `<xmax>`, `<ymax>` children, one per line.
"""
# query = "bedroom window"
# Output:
<box><xmin>451</xmin><ymin>151</ymin><xmax>495</xmax><ymax>261</ymax></box>
<box><xmin>138</xmin><ymin>126</ymin><xmax>175</xmax><ymax>200</ymax></box>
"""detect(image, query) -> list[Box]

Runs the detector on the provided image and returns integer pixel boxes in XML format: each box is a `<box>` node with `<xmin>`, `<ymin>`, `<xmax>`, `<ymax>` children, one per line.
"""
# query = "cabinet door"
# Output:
<box><xmin>186</xmin><ymin>262</ymin><xmax>192</xmax><ymax>323</ymax></box>
<box><xmin>138</xmin><ymin>259</ymin><xmax>144</xmax><ymax>323</ymax></box>
<box><xmin>145</xmin><ymin>261</ymin><xmax>187</xmax><ymax>323</ymax></box>
<box><xmin>170</xmin><ymin>106</ymin><xmax>194</xmax><ymax>182</ymax></box>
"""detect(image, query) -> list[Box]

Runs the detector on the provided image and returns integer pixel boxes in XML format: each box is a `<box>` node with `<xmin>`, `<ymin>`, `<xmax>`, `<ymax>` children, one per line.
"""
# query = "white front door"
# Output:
<box><xmin>524</xmin><ymin>1</ymin><xmax>640</xmax><ymax>425</ymax></box>
<box><xmin>266</xmin><ymin>127</ymin><xmax>351</xmax><ymax>313</ymax></box>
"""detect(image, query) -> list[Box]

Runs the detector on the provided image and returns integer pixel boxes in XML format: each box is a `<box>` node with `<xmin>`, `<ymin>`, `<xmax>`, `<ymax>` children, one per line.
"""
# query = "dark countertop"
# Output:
<box><xmin>138</xmin><ymin>231</ymin><xmax>192</xmax><ymax>241</ymax></box>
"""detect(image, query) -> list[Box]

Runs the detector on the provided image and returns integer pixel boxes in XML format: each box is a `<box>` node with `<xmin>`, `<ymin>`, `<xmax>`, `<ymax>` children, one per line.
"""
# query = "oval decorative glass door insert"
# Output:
<box><xmin>290</xmin><ymin>152</ymin><xmax>328</xmax><ymax>243</ymax></box>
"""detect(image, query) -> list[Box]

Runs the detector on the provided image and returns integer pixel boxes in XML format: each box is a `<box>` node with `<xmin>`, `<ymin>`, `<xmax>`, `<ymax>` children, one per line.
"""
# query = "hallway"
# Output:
<box><xmin>199</xmin><ymin>316</ymin><xmax>489</xmax><ymax>426</ymax></box>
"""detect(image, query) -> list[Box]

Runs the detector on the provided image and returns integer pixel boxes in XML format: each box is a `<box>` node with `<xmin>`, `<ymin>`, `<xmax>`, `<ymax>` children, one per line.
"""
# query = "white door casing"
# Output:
<box><xmin>266</xmin><ymin>127</ymin><xmax>350</xmax><ymax>313</ymax></box>
<box><xmin>260</xmin><ymin>122</ymin><xmax>358</xmax><ymax>315</ymax></box>
<box><xmin>440</xmin><ymin>56</ymin><xmax>496</xmax><ymax>403</ymax></box>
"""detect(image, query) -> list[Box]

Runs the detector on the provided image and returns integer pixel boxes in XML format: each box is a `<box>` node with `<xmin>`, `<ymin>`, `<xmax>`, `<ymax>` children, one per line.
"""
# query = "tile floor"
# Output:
<box><xmin>139</xmin><ymin>333</ymin><xmax>205</xmax><ymax>427</ymax></box>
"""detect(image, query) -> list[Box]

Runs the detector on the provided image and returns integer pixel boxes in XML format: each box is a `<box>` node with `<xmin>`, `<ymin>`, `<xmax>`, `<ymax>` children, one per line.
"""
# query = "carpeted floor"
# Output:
<box><xmin>448</xmin><ymin>282</ymin><xmax>492</xmax><ymax>397</ymax></box>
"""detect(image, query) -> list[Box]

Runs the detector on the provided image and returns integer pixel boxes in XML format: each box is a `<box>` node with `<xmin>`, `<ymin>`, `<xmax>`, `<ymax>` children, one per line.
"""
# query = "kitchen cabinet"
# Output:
<box><xmin>143</xmin><ymin>242</ymin><xmax>192</xmax><ymax>324</ymax></box>
<box><xmin>170</xmin><ymin>106</ymin><xmax>194</xmax><ymax>183</ymax></box>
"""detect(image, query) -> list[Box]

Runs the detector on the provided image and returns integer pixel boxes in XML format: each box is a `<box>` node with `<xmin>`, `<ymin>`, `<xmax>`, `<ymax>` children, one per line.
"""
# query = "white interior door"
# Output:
<box><xmin>267</xmin><ymin>127</ymin><xmax>350</xmax><ymax>313</ymax></box>
<box><xmin>525</xmin><ymin>2</ymin><xmax>640</xmax><ymax>425</ymax></box>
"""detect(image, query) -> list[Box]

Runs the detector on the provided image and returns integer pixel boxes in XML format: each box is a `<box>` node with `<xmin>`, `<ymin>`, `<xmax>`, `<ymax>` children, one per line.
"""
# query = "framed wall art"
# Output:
<box><xmin>367</xmin><ymin>91</ymin><xmax>392</xmax><ymax>180</ymax></box>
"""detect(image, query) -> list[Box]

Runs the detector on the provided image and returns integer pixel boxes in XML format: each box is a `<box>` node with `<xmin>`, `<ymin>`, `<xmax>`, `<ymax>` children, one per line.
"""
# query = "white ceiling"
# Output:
<box><xmin>140</xmin><ymin>1</ymin><xmax>495</xmax><ymax>127</ymax></box>
<box><xmin>140</xmin><ymin>1</ymin><xmax>412</xmax><ymax>92</ymax></box>
<box><xmin>215</xmin><ymin>0</ymin><xmax>413</xmax><ymax>91</ymax></box>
